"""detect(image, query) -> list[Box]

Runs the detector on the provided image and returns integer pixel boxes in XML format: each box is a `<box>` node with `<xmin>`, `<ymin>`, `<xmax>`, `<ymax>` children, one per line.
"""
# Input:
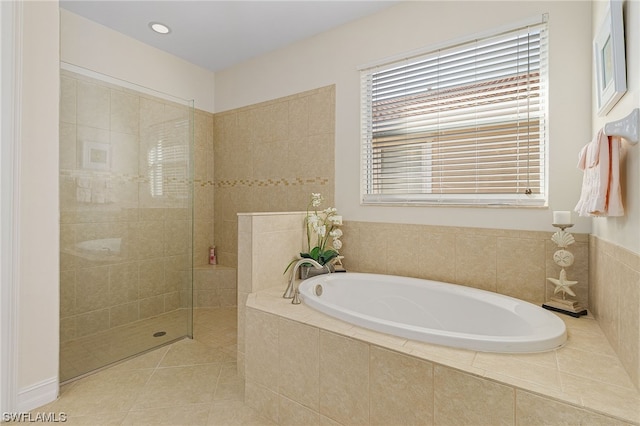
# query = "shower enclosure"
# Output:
<box><xmin>59</xmin><ymin>65</ymin><xmax>194</xmax><ymax>382</ymax></box>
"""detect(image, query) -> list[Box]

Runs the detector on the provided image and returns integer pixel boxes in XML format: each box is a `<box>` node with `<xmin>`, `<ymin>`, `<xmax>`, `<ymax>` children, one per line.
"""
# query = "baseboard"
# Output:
<box><xmin>17</xmin><ymin>376</ymin><xmax>58</xmax><ymax>412</ymax></box>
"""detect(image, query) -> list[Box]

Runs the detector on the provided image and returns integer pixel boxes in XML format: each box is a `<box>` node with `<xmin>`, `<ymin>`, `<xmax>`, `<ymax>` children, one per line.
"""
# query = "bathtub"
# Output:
<box><xmin>298</xmin><ymin>273</ymin><xmax>567</xmax><ymax>353</ymax></box>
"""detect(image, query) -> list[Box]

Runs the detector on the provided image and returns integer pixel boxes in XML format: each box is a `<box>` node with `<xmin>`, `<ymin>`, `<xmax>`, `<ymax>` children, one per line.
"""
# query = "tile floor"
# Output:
<box><xmin>60</xmin><ymin>309</ymin><xmax>192</xmax><ymax>382</ymax></box>
<box><xmin>35</xmin><ymin>307</ymin><xmax>275</xmax><ymax>425</ymax></box>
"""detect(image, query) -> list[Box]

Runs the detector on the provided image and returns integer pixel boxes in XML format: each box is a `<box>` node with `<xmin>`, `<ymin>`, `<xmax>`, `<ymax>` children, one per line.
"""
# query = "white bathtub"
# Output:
<box><xmin>298</xmin><ymin>273</ymin><xmax>567</xmax><ymax>353</ymax></box>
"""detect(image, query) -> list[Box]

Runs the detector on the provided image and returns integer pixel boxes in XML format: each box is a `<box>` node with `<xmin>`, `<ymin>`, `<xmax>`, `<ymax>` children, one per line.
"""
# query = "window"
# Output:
<box><xmin>148</xmin><ymin>118</ymin><xmax>191</xmax><ymax>199</ymax></box>
<box><xmin>361</xmin><ymin>17</ymin><xmax>548</xmax><ymax>206</ymax></box>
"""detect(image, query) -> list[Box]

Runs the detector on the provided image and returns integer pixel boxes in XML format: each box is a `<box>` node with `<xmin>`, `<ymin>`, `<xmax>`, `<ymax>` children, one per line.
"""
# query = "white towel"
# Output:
<box><xmin>574</xmin><ymin>129</ymin><xmax>624</xmax><ymax>217</ymax></box>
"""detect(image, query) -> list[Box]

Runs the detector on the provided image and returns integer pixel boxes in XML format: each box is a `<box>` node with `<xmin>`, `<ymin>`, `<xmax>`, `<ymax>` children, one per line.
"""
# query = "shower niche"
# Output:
<box><xmin>59</xmin><ymin>64</ymin><xmax>194</xmax><ymax>382</ymax></box>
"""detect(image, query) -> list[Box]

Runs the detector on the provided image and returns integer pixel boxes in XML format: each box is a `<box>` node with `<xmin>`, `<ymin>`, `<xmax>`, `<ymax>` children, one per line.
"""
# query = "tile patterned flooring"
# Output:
<box><xmin>60</xmin><ymin>310</ymin><xmax>192</xmax><ymax>382</ymax></box>
<box><xmin>37</xmin><ymin>307</ymin><xmax>275</xmax><ymax>425</ymax></box>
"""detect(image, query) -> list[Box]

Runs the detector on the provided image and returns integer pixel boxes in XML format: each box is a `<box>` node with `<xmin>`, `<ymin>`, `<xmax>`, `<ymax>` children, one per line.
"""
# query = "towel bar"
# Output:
<box><xmin>603</xmin><ymin>108</ymin><xmax>639</xmax><ymax>145</ymax></box>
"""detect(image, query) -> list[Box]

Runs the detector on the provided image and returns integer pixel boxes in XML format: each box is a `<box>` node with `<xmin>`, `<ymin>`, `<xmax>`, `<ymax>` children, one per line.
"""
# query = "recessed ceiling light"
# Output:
<box><xmin>149</xmin><ymin>22</ymin><xmax>171</xmax><ymax>34</ymax></box>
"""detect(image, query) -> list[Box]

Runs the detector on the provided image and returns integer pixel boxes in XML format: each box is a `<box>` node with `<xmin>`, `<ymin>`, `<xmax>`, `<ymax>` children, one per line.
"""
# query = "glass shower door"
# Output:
<box><xmin>59</xmin><ymin>64</ymin><xmax>194</xmax><ymax>382</ymax></box>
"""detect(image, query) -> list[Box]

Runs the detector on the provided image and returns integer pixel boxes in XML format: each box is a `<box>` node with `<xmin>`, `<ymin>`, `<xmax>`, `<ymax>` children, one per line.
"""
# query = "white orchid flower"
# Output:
<box><xmin>311</xmin><ymin>193</ymin><xmax>323</xmax><ymax>207</ymax></box>
<box><xmin>329</xmin><ymin>215</ymin><xmax>342</xmax><ymax>225</ymax></box>
<box><xmin>332</xmin><ymin>239</ymin><xmax>343</xmax><ymax>250</ymax></box>
<box><xmin>315</xmin><ymin>224</ymin><xmax>326</xmax><ymax>237</ymax></box>
<box><xmin>307</xmin><ymin>214</ymin><xmax>319</xmax><ymax>225</ymax></box>
<box><xmin>330</xmin><ymin>228</ymin><xmax>343</xmax><ymax>238</ymax></box>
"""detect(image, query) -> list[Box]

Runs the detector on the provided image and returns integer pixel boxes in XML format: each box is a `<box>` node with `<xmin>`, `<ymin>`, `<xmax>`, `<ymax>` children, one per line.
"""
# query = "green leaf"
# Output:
<box><xmin>309</xmin><ymin>246</ymin><xmax>321</xmax><ymax>260</ymax></box>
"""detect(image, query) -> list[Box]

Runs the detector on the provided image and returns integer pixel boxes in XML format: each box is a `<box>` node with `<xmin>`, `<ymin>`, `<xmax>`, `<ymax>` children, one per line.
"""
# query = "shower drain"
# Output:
<box><xmin>153</xmin><ymin>331</ymin><xmax>166</xmax><ymax>337</ymax></box>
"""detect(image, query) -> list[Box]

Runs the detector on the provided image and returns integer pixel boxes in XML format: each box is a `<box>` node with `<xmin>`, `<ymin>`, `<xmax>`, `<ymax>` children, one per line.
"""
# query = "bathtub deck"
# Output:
<box><xmin>246</xmin><ymin>286</ymin><xmax>640</xmax><ymax>425</ymax></box>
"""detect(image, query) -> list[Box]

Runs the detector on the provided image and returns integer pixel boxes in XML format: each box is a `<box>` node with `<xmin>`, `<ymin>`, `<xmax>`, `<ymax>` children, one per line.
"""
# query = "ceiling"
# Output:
<box><xmin>60</xmin><ymin>1</ymin><xmax>398</xmax><ymax>73</ymax></box>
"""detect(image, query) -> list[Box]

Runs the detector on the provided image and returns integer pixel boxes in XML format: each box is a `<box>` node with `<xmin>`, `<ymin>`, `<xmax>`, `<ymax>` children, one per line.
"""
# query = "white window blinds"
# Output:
<box><xmin>361</xmin><ymin>17</ymin><xmax>548</xmax><ymax>206</ymax></box>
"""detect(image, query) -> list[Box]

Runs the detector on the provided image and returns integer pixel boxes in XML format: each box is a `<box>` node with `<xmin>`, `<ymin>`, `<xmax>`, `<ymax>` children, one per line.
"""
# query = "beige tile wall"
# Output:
<box><xmin>589</xmin><ymin>236</ymin><xmax>640</xmax><ymax>390</ymax></box>
<box><xmin>59</xmin><ymin>70</ymin><xmax>195</xmax><ymax>343</ymax></box>
<box><xmin>235</xmin><ymin>214</ymin><xmax>592</xmax><ymax>379</ymax></box>
<box><xmin>237</xmin><ymin>212</ymin><xmax>307</xmax><ymax>379</ymax></box>
<box><xmin>239</xmin><ymin>212</ymin><xmax>640</xmax><ymax>424</ymax></box>
<box><xmin>193</xmin><ymin>265</ymin><xmax>237</xmax><ymax>308</ymax></box>
<box><xmin>244</xmin><ymin>307</ymin><xmax>628</xmax><ymax>425</ymax></box>
<box><xmin>193</xmin><ymin>109</ymin><xmax>215</xmax><ymax>266</ymax></box>
<box><xmin>339</xmin><ymin>221</ymin><xmax>590</xmax><ymax>307</ymax></box>
<box><xmin>213</xmin><ymin>86</ymin><xmax>336</xmax><ymax>268</ymax></box>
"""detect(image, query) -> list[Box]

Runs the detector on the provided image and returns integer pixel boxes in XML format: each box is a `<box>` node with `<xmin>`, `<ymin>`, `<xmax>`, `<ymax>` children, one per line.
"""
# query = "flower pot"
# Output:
<box><xmin>300</xmin><ymin>263</ymin><xmax>334</xmax><ymax>279</ymax></box>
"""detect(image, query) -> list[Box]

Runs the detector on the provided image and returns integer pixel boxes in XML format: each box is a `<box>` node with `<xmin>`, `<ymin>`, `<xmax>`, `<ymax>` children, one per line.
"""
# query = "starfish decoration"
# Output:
<box><xmin>547</xmin><ymin>269</ymin><xmax>578</xmax><ymax>298</ymax></box>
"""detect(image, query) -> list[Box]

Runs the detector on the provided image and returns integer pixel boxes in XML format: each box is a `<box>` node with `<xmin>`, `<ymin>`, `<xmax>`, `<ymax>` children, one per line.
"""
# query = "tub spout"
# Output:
<box><xmin>283</xmin><ymin>258</ymin><xmax>325</xmax><ymax>302</ymax></box>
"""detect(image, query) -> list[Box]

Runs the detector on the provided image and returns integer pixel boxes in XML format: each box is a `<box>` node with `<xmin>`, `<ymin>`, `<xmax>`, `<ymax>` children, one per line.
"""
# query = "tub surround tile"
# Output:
<box><xmin>515</xmin><ymin>390</ymin><xmax>630</xmax><ymax>426</ymax></box>
<box><xmin>403</xmin><ymin>340</ymin><xmax>478</xmax><ymax>371</ymax></box>
<box><xmin>278</xmin><ymin>319</ymin><xmax>320</xmax><ymax>411</ymax></box>
<box><xmin>237</xmin><ymin>211</ymin><xmax>637</xmax><ymax>424</ymax></box>
<box><xmin>434</xmin><ymin>365</ymin><xmax>515</xmax><ymax>426</ymax></box>
<box><xmin>565</xmin><ymin>319</ymin><xmax>620</xmax><ymax>357</ymax></box>
<box><xmin>340</xmin><ymin>221</ymin><xmax>590</xmax><ymax>310</ymax></box>
<box><xmin>455</xmin><ymin>234</ymin><xmax>498</xmax><ymax>292</ymax></box>
<box><xmin>560</xmin><ymin>372</ymin><xmax>640</xmax><ymax>423</ymax></box>
<box><xmin>418</xmin><ymin>231</ymin><xmax>456</xmax><ymax>283</ymax></box>
<box><xmin>245</xmin><ymin>380</ymin><xmax>280</xmax><ymax>424</ymax></box>
<box><xmin>245</xmin><ymin>309</ymin><xmax>280</xmax><ymax>389</ymax></box>
<box><xmin>318</xmin><ymin>331</ymin><xmax>369</xmax><ymax>425</ymax></box>
<box><xmin>473</xmin><ymin>353</ymin><xmax>562</xmax><ymax>390</ymax></box>
<box><xmin>496</xmin><ymin>237</ymin><xmax>545</xmax><ymax>304</ymax></box>
<box><xmin>556</xmin><ymin>347</ymin><xmax>636</xmax><ymax>390</ymax></box>
<box><xmin>245</xmin><ymin>287</ymin><xmax>640</xmax><ymax>425</ymax></box>
<box><xmin>348</xmin><ymin>326</ymin><xmax>408</xmax><ymax>349</ymax></box>
<box><xmin>278</xmin><ymin>396</ymin><xmax>321</xmax><ymax>426</ymax></box>
<box><xmin>370</xmin><ymin>346</ymin><xmax>434</xmax><ymax>426</ymax></box>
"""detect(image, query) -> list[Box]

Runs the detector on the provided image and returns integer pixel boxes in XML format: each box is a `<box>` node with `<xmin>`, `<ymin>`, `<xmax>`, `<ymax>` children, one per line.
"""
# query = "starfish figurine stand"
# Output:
<box><xmin>542</xmin><ymin>223</ymin><xmax>588</xmax><ymax>318</ymax></box>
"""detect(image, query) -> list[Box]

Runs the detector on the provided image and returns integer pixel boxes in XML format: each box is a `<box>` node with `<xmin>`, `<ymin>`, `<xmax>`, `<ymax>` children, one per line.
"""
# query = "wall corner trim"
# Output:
<box><xmin>0</xmin><ymin>0</ymin><xmax>22</xmax><ymax>414</ymax></box>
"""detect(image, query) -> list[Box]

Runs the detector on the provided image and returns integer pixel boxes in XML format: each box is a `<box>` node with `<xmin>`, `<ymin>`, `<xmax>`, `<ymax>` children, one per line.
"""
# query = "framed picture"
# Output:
<box><xmin>594</xmin><ymin>0</ymin><xmax>627</xmax><ymax>116</ymax></box>
<box><xmin>82</xmin><ymin>141</ymin><xmax>111</xmax><ymax>170</ymax></box>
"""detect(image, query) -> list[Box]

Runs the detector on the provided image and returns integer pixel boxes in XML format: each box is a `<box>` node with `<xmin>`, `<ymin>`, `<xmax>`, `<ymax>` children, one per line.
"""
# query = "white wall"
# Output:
<box><xmin>16</xmin><ymin>0</ymin><xmax>60</xmax><ymax>409</ymax></box>
<box><xmin>215</xmin><ymin>1</ymin><xmax>593</xmax><ymax>234</ymax></box>
<box><xmin>60</xmin><ymin>9</ymin><xmax>216</xmax><ymax>113</ymax></box>
<box><xmin>591</xmin><ymin>0</ymin><xmax>640</xmax><ymax>254</ymax></box>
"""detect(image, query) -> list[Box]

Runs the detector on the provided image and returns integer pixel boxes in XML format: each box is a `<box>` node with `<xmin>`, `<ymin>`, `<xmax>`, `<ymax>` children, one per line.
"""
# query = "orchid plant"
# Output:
<box><xmin>285</xmin><ymin>193</ymin><xmax>343</xmax><ymax>273</ymax></box>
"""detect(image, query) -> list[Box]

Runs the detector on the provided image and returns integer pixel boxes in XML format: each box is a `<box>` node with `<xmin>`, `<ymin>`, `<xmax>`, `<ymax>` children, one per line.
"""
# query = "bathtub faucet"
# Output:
<box><xmin>283</xmin><ymin>258</ymin><xmax>326</xmax><ymax>304</ymax></box>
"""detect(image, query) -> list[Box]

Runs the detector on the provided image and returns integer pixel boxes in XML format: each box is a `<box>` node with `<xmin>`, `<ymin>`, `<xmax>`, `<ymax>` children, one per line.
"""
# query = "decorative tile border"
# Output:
<box><xmin>215</xmin><ymin>177</ymin><xmax>330</xmax><ymax>188</ymax></box>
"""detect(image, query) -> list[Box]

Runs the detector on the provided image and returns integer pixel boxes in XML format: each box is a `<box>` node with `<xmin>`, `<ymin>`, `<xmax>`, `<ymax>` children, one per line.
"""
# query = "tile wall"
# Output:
<box><xmin>244</xmin><ymin>307</ymin><xmax>632</xmax><ymax>425</ymax></box>
<box><xmin>589</xmin><ymin>236</ymin><xmax>640</xmax><ymax>390</ymax></box>
<box><xmin>238</xmin><ymin>212</ymin><xmax>639</xmax><ymax>424</ymax></box>
<box><xmin>339</xmin><ymin>221</ymin><xmax>590</xmax><ymax>307</ymax></box>
<box><xmin>193</xmin><ymin>265</ymin><xmax>237</xmax><ymax>308</ymax></box>
<box><xmin>59</xmin><ymin>70</ymin><xmax>195</xmax><ymax>348</ymax></box>
<box><xmin>237</xmin><ymin>212</ymin><xmax>307</xmax><ymax>379</ymax></box>
<box><xmin>212</xmin><ymin>86</ymin><xmax>336</xmax><ymax>268</ymax></box>
<box><xmin>193</xmin><ymin>109</ymin><xmax>215</xmax><ymax>266</ymax></box>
